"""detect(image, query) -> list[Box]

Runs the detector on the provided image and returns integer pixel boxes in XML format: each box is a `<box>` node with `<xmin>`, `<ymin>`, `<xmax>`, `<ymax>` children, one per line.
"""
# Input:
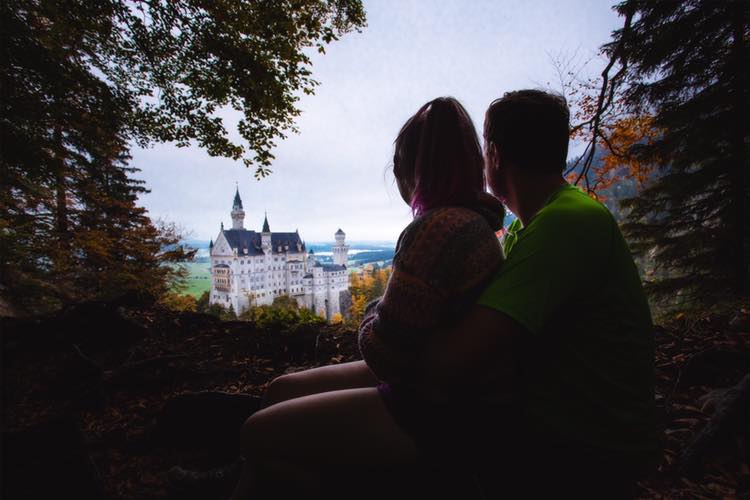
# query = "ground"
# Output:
<box><xmin>180</xmin><ymin>262</ymin><xmax>211</xmax><ymax>298</ymax></box>
<box><xmin>1</xmin><ymin>302</ymin><xmax>748</xmax><ymax>499</ymax></box>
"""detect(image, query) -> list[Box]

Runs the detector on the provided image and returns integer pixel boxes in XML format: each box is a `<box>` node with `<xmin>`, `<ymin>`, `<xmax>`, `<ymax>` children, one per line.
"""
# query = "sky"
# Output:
<box><xmin>133</xmin><ymin>0</ymin><xmax>623</xmax><ymax>243</ymax></box>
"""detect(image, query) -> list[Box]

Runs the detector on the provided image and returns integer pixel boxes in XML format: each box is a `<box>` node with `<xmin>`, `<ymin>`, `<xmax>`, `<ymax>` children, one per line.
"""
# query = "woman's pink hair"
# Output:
<box><xmin>393</xmin><ymin>97</ymin><xmax>485</xmax><ymax>217</ymax></box>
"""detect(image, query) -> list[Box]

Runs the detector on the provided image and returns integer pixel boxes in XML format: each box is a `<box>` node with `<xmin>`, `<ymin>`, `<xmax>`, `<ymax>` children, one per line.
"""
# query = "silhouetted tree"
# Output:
<box><xmin>578</xmin><ymin>0</ymin><xmax>749</xmax><ymax>309</ymax></box>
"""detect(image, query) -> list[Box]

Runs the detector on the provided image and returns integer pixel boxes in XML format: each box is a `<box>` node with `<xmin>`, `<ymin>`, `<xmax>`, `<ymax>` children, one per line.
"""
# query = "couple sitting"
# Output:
<box><xmin>229</xmin><ymin>90</ymin><xmax>659</xmax><ymax>499</ymax></box>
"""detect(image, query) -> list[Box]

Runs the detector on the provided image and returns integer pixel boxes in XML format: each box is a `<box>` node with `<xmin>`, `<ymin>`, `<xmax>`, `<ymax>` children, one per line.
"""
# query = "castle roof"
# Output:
<box><xmin>335</xmin><ymin>228</ymin><xmax>345</xmax><ymax>235</ymax></box>
<box><xmin>262</xmin><ymin>213</ymin><xmax>270</xmax><ymax>233</ymax></box>
<box><xmin>222</xmin><ymin>229</ymin><xmax>303</xmax><ymax>255</ymax></box>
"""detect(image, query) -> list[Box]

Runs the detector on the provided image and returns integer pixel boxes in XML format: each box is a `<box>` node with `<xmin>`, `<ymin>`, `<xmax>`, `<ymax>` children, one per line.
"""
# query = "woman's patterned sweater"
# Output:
<box><xmin>357</xmin><ymin>196</ymin><xmax>505</xmax><ymax>386</ymax></box>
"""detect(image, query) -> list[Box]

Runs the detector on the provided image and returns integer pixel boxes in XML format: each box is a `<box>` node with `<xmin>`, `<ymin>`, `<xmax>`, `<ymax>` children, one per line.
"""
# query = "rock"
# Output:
<box><xmin>105</xmin><ymin>353</ymin><xmax>189</xmax><ymax>390</ymax></box>
<box><xmin>728</xmin><ymin>310</ymin><xmax>750</xmax><ymax>331</ymax></box>
<box><xmin>680</xmin><ymin>374</ymin><xmax>750</xmax><ymax>477</ymax></box>
<box><xmin>1</xmin><ymin>301</ymin><xmax>147</xmax><ymax>354</ymax></box>
<box><xmin>676</xmin><ymin>348</ymin><xmax>749</xmax><ymax>389</ymax></box>
<box><xmin>171</xmin><ymin>311</ymin><xmax>222</xmax><ymax>331</ymax></box>
<box><xmin>1</xmin><ymin>416</ymin><xmax>103</xmax><ymax>500</ymax></box>
<box><xmin>47</xmin><ymin>345</ymin><xmax>106</xmax><ymax>409</ymax></box>
<box><xmin>154</xmin><ymin>391</ymin><xmax>262</xmax><ymax>457</ymax></box>
<box><xmin>0</xmin><ymin>293</ymin><xmax>19</xmax><ymax>317</ymax></box>
<box><xmin>58</xmin><ymin>301</ymin><xmax>147</xmax><ymax>351</ymax></box>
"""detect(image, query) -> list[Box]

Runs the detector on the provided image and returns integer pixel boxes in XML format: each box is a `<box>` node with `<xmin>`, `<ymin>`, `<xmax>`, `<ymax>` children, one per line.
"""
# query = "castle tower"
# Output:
<box><xmin>231</xmin><ymin>187</ymin><xmax>245</xmax><ymax>230</ymax></box>
<box><xmin>307</xmin><ymin>247</ymin><xmax>316</xmax><ymax>267</ymax></box>
<box><xmin>332</xmin><ymin>228</ymin><xmax>349</xmax><ymax>266</ymax></box>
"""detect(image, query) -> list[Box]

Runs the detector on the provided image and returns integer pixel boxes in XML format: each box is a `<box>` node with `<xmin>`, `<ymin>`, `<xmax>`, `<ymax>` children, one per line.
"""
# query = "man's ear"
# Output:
<box><xmin>486</xmin><ymin>142</ymin><xmax>500</xmax><ymax>170</ymax></box>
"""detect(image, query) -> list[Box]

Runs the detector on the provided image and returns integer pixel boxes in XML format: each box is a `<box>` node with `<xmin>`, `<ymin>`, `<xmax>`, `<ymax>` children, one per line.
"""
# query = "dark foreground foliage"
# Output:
<box><xmin>2</xmin><ymin>302</ymin><xmax>748</xmax><ymax>499</ymax></box>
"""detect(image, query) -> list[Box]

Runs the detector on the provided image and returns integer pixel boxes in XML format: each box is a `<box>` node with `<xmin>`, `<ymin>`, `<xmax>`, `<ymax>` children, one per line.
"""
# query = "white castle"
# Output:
<box><xmin>209</xmin><ymin>187</ymin><xmax>350</xmax><ymax>320</ymax></box>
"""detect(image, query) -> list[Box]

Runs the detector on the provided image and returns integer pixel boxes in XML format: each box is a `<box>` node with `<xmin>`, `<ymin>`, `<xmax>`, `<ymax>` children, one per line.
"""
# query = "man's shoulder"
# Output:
<box><xmin>532</xmin><ymin>186</ymin><xmax>615</xmax><ymax>235</ymax></box>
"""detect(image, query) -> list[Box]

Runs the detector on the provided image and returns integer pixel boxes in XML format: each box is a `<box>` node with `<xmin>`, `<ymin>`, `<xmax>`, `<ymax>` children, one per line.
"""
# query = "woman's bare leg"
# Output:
<box><xmin>261</xmin><ymin>360</ymin><xmax>379</xmax><ymax>408</ymax></box>
<box><xmin>230</xmin><ymin>387</ymin><xmax>417</xmax><ymax>499</ymax></box>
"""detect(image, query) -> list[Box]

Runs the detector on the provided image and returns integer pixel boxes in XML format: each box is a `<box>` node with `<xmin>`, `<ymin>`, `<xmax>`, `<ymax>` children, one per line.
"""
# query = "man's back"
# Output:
<box><xmin>478</xmin><ymin>184</ymin><xmax>659</xmax><ymax>461</ymax></box>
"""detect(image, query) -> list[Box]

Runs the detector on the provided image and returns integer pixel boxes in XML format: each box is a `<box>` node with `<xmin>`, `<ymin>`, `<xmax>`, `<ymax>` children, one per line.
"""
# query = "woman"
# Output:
<box><xmin>229</xmin><ymin>97</ymin><xmax>504</xmax><ymax>499</ymax></box>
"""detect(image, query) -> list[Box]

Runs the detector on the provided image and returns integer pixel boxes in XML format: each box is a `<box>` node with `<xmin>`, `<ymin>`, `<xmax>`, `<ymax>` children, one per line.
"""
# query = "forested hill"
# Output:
<box><xmin>2</xmin><ymin>300</ymin><xmax>748</xmax><ymax>499</ymax></box>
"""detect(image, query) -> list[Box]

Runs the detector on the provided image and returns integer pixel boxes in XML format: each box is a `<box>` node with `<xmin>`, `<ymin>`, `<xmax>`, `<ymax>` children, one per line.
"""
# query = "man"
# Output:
<box><xmin>415</xmin><ymin>89</ymin><xmax>660</xmax><ymax>498</ymax></box>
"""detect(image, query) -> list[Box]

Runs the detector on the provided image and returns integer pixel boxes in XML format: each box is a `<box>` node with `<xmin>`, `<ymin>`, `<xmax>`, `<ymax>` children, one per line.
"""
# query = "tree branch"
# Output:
<box><xmin>573</xmin><ymin>7</ymin><xmax>635</xmax><ymax>190</ymax></box>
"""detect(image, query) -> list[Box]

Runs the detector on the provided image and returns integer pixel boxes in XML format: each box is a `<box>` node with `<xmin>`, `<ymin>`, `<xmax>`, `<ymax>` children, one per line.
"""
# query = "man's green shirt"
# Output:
<box><xmin>478</xmin><ymin>184</ymin><xmax>659</xmax><ymax>456</ymax></box>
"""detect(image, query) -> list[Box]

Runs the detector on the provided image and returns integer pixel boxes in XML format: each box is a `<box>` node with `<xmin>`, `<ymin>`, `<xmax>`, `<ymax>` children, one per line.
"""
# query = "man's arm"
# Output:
<box><xmin>409</xmin><ymin>305</ymin><xmax>527</xmax><ymax>404</ymax></box>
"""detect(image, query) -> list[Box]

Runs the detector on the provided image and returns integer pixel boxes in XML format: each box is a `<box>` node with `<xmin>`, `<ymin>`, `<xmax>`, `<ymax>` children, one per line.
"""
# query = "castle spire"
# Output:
<box><xmin>232</xmin><ymin>185</ymin><xmax>243</xmax><ymax>210</ymax></box>
<box><xmin>262</xmin><ymin>211</ymin><xmax>270</xmax><ymax>233</ymax></box>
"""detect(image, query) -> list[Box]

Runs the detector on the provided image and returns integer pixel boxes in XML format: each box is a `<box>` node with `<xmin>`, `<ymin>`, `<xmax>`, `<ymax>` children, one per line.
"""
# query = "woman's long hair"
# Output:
<box><xmin>393</xmin><ymin>97</ymin><xmax>485</xmax><ymax>217</ymax></box>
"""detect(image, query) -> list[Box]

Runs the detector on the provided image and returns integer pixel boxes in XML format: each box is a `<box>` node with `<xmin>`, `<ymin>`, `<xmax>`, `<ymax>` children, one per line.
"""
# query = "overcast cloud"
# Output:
<box><xmin>133</xmin><ymin>0</ymin><xmax>622</xmax><ymax>243</ymax></box>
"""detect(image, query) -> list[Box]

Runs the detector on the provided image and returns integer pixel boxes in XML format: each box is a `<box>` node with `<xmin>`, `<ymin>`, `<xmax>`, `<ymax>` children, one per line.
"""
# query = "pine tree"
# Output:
<box><xmin>72</xmin><ymin>141</ymin><xmax>192</xmax><ymax>302</ymax></box>
<box><xmin>606</xmin><ymin>0</ymin><xmax>750</xmax><ymax>308</ymax></box>
<box><xmin>2</xmin><ymin>5</ymin><xmax>117</xmax><ymax>309</ymax></box>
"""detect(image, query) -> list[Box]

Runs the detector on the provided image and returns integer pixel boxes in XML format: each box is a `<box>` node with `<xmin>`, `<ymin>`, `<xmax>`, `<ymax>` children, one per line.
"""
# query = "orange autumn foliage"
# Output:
<box><xmin>567</xmin><ymin>76</ymin><xmax>661</xmax><ymax>201</ymax></box>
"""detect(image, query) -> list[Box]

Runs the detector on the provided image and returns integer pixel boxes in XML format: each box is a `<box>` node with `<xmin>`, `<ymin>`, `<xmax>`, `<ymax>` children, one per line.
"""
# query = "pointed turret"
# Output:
<box><xmin>231</xmin><ymin>186</ymin><xmax>245</xmax><ymax>230</ymax></box>
<box><xmin>232</xmin><ymin>186</ymin><xmax>243</xmax><ymax>210</ymax></box>
<box><xmin>262</xmin><ymin>212</ymin><xmax>270</xmax><ymax>233</ymax></box>
<box><xmin>260</xmin><ymin>211</ymin><xmax>271</xmax><ymax>253</ymax></box>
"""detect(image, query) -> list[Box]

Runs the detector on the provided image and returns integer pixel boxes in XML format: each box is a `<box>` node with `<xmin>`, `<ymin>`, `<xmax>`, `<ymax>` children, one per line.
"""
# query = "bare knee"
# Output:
<box><xmin>239</xmin><ymin>412</ymin><xmax>321</xmax><ymax>495</ymax></box>
<box><xmin>262</xmin><ymin>374</ymin><xmax>296</xmax><ymax>409</ymax></box>
<box><xmin>240</xmin><ymin>410</ymin><xmax>271</xmax><ymax>458</ymax></box>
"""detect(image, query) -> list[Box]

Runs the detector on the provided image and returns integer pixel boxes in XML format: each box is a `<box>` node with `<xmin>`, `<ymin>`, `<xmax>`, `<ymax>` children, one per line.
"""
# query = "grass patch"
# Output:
<box><xmin>180</xmin><ymin>262</ymin><xmax>210</xmax><ymax>298</ymax></box>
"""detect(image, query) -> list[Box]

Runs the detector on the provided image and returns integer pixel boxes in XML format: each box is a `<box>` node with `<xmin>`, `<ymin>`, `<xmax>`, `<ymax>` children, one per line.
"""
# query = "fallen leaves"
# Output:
<box><xmin>2</xmin><ymin>304</ymin><xmax>746</xmax><ymax>499</ymax></box>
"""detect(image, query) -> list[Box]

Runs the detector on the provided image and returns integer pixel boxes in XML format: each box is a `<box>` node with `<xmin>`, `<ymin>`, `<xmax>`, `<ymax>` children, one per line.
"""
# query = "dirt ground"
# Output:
<box><xmin>2</xmin><ymin>303</ymin><xmax>748</xmax><ymax>499</ymax></box>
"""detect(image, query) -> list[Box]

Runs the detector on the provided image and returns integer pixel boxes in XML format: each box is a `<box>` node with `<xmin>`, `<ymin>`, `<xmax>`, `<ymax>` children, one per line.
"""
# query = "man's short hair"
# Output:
<box><xmin>484</xmin><ymin>89</ymin><xmax>570</xmax><ymax>174</ymax></box>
